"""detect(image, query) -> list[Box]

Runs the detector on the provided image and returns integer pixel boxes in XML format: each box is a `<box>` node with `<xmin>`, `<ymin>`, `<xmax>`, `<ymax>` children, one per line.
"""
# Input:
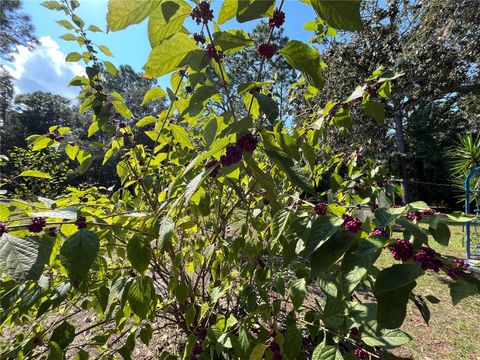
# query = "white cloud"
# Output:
<box><xmin>5</xmin><ymin>36</ymin><xmax>85</xmax><ymax>100</ymax></box>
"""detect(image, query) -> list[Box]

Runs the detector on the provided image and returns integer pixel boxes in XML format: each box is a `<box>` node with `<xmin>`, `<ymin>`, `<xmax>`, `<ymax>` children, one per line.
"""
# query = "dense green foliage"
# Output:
<box><xmin>0</xmin><ymin>1</ymin><xmax>479</xmax><ymax>359</ymax></box>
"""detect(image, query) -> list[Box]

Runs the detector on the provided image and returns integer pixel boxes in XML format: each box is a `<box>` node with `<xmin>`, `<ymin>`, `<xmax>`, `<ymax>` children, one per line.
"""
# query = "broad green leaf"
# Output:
<box><xmin>128</xmin><ymin>276</ymin><xmax>156</xmax><ymax>318</ymax></box>
<box><xmin>362</xmin><ymin>323</ymin><xmax>412</xmax><ymax>348</ymax></box>
<box><xmin>33</xmin><ymin>209</ymin><xmax>77</xmax><ymax>220</ymax></box>
<box><xmin>377</xmin><ymin>281</ymin><xmax>416</xmax><ymax>328</ymax></box>
<box><xmin>113</xmin><ymin>100</ymin><xmax>134</xmax><ymax>118</ymax></box>
<box><xmin>60</xmin><ymin>230</ymin><xmax>100</xmax><ymax>287</ymax></box>
<box><xmin>144</xmin><ymin>33</ymin><xmax>198</xmax><ymax>78</ymax></box>
<box><xmin>289</xmin><ymin>278</ymin><xmax>307</xmax><ymax>310</ymax></box>
<box><xmin>65</xmin><ymin>143</ymin><xmax>79</xmax><ymax>160</ymax></box>
<box><xmin>107</xmin><ymin>0</ymin><xmax>161</xmax><ymax>31</ymax></box>
<box><xmin>19</xmin><ymin>170</ymin><xmax>51</xmax><ymax>179</ymax></box>
<box><xmin>158</xmin><ymin>217</ymin><xmax>174</xmax><ymax>251</ymax></box>
<box><xmin>87</xmin><ymin>24</ymin><xmax>103</xmax><ymax>32</ymax></box>
<box><xmin>304</xmin><ymin>216</ymin><xmax>342</xmax><ymax>256</ymax></box>
<box><xmin>56</xmin><ymin>20</ymin><xmax>73</xmax><ymax>29</ymax></box>
<box><xmin>283</xmin><ymin>325</ymin><xmax>303</xmax><ymax>359</ymax></box>
<box><xmin>429</xmin><ymin>221</ymin><xmax>450</xmax><ymax>246</ymax></box>
<box><xmin>362</xmin><ymin>100</ymin><xmax>385</xmax><ymax>125</ymax></box>
<box><xmin>396</xmin><ymin>218</ymin><xmax>428</xmax><ymax>243</ymax></box>
<box><xmin>98</xmin><ymin>44</ymin><xmax>112</xmax><ymax>56</ymax></box>
<box><xmin>237</xmin><ymin>81</ymin><xmax>274</xmax><ymax>95</ymax></box>
<box><xmin>218</xmin><ymin>0</ymin><xmax>237</xmax><ymax>24</ymax></box>
<box><xmin>77</xmin><ymin>150</ymin><xmax>92</xmax><ymax>174</ymax></box>
<box><xmin>310</xmin><ymin>0</ymin><xmax>363</xmax><ymax>31</ymax></box>
<box><xmin>65</xmin><ymin>52</ymin><xmax>81</xmax><ymax>62</ymax></box>
<box><xmin>236</xmin><ymin>0</ymin><xmax>274</xmax><ymax>23</ymax></box>
<box><xmin>311</xmin><ymin>343</ymin><xmax>343</xmax><ymax>360</ymax></box>
<box><xmin>249</xmin><ymin>343</ymin><xmax>267</xmax><ymax>360</ymax></box>
<box><xmin>50</xmin><ymin>321</ymin><xmax>75</xmax><ymax>350</ymax></box>
<box><xmin>243</xmin><ymin>155</ymin><xmax>279</xmax><ymax>210</ymax></box>
<box><xmin>374</xmin><ymin>263</ymin><xmax>422</xmax><ymax>295</ymax></box>
<box><xmin>449</xmin><ymin>278</ymin><xmax>479</xmax><ymax>305</ymax></box>
<box><xmin>142</xmin><ymin>87</ymin><xmax>167</xmax><ymax>105</ymax></box>
<box><xmin>148</xmin><ymin>0</ymin><xmax>191</xmax><ymax>47</ymax></box>
<box><xmin>270</xmin><ymin>208</ymin><xmax>293</xmax><ymax>243</ymax></box>
<box><xmin>279</xmin><ymin>40</ymin><xmax>325</xmax><ymax>89</ymax></box>
<box><xmin>127</xmin><ymin>235</ymin><xmax>152</xmax><ymax>274</ymax></box>
<box><xmin>310</xmin><ymin>230</ymin><xmax>353</xmax><ymax>276</ymax></box>
<box><xmin>251</xmin><ymin>92</ymin><xmax>278</xmax><ymax>123</ymax></box>
<box><xmin>104</xmin><ymin>60</ymin><xmax>117</xmax><ymax>75</ymax></box>
<box><xmin>171</xmin><ymin>124</ymin><xmax>195</xmax><ymax>149</ymax></box>
<box><xmin>0</xmin><ymin>234</ymin><xmax>53</xmax><ymax>281</ymax></box>
<box><xmin>213</xmin><ymin>29</ymin><xmax>254</xmax><ymax>54</ymax></box>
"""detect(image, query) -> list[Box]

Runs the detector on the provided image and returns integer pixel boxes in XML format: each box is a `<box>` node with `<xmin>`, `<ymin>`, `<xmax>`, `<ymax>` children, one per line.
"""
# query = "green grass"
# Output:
<box><xmin>379</xmin><ymin>223</ymin><xmax>480</xmax><ymax>360</ymax></box>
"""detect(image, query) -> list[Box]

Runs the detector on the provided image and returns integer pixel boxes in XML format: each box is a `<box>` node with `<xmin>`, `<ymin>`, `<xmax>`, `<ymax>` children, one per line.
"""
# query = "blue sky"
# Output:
<box><xmin>7</xmin><ymin>0</ymin><xmax>316</xmax><ymax>99</ymax></box>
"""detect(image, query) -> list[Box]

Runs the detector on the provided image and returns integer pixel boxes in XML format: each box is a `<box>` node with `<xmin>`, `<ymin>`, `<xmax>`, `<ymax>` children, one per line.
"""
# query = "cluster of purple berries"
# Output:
<box><xmin>447</xmin><ymin>258</ymin><xmax>470</xmax><ymax>280</ymax></box>
<box><xmin>75</xmin><ymin>216</ymin><xmax>87</xmax><ymax>229</ymax></box>
<box><xmin>0</xmin><ymin>221</ymin><xmax>8</xmax><ymax>236</ymax></box>
<box><xmin>369</xmin><ymin>227</ymin><xmax>388</xmax><ymax>238</ymax></box>
<box><xmin>407</xmin><ymin>211</ymin><xmax>422</xmax><ymax>221</ymax></box>
<box><xmin>314</xmin><ymin>202</ymin><xmax>327</xmax><ymax>215</ymax></box>
<box><xmin>47</xmin><ymin>227</ymin><xmax>57</xmax><ymax>237</ymax></box>
<box><xmin>193</xmin><ymin>33</ymin><xmax>206</xmax><ymax>45</ymax></box>
<box><xmin>413</xmin><ymin>247</ymin><xmax>442</xmax><ymax>272</ymax></box>
<box><xmin>342</xmin><ymin>214</ymin><xmax>362</xmax><ymax>233</ymax></box>
<box><xmin>205</xmin><ymin>132</ymin><xmax>258</xmax><ymax>178</ymax></box>
<box><xmin>421</xmin><ymin>209</ymin><xmax>437</xmax><ymax>216</ymax></box>
<box><xmin>354</xmin><ymin>347</ymin><xmax>369</xmax><ymax>359</ymax></box>
<box><xmin>268</xmin><ymin>8</ymin><xmax>285</xmax><ymax>28</ymax></box>
<box><xmin>205</xmin><ymin>43</ymin><xmax>224</xmax><ymax>62</ymax></box>
<box><xmin>388</xmin><ymin>239</ymin><xmax>414</xmax><ymax>261</ymax></box>
<box><xmin>268</xmin><ymin>340</ymin><xmax>282</xmax><ymax>360</ymax></box>
<box><xmin>257</xmin><ymin>43</ymin><xmax>275</xmax><ymax>59</ymax></box>
<box><xmin>48</xmin><ymin>133</ymin><xmax>64</xmax><ymax>142</ymax></box>
<box><xmin>190</xmin><ymin>1</ymin><xmax>214</xmax><ymax>24</ymax></box>
<box><xmin>28</xmin><ymin>217</ymin><xmax>47</xmax><ymax>233</ymax></box>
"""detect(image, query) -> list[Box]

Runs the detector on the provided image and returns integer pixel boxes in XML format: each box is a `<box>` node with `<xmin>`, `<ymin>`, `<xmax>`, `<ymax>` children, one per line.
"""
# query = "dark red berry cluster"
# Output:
<box><xmin>350</xmin><ymin>327</ymin><xmax>361</xmax><ymax>342</ymax></box>
<box><xmin>75</xmin><ymin>216</ymin><xmax>87</xmax><ymax>229</ymax></box>
<box><xmin>185</xmin><ymin>85</ymin><xmax>192</xmax><ymax>93</ymax></box>
<box><xmin>28</xmin><ymin>217</ymin><xmax>46</xmax><ymax>233</ymax></box>
<box><xmin>314</xmin><ymin>202</ymin><xmax>327</xmax><ymax>215</ymax></box>
<box><xmin>342</xmin><ymin>214</ymin><xmax>362</xmax><ymax>233</ymax></box>
<box><xmin>447</xmin><ymin>258</ymin><xmax>470</xmax><ymax>280</ymax></box>
<box><xmin>257</xmin><ymin>43</ymin><xmax>275</xmax><ymax>59</ymax></box>
<box><xmin>413</xmin><ymin>247</ymin><xmax>442</xmax><ymax>272</ymax></box>
<box><xmin>205</xmin><ymin>159</ymin><xmax>220</xmax><ymax>178</ymax></box>
<box><xmin>190</xmin><ymin>1</ymin><xmax>213</xmax><ymax>25</ymax></box>
<box><xmin>388</xmin><ymin>239</ymin><xmax>414</xmax><ymax>261</ymax></box>
<box><xmin>205</xmin><ymin>132</ymin><xmax>258</xmax><ymax>177</ymax></box>
<box><xmin>268</xmin><ymin>8</ymin><xmax>285</xmax><ymax>28</ymax></box>
<box><xmin>48</xmin><ymin>133</ymin><xmax>64</xmax><ymax>142</ymax></box>
<box><xmin>369</xmin><ymin>227</ymin><xmax>388</xmax><ymax>238</ymax></box>
<box><xmin>193</xmin><ymin>33</ymin><xmax>206</xmax><ymax>44</ymax></box>
<box><xmin>268</xmin><ymin>340</ymin><xmax>282</xmax><ymax>360</ymax></box>
<box><xmin>0</xmin><ymin>221</ymin><xmax>8</xmax><ymax>236</ymax></box>
<box><xmin>407</xmin><ymin>211</ymin><xmax>422</xmax><ymax>221</ymax></box>
<box><xmin>421</xmin><ymin>209</ymin><xmax>437</xmax><ymax>216</ymax></box>
<box><xmin>205</xmin><ymin>43</ymin><xmax>223</xmax><ymax>62</ymax></box>
<box><xmin>47</xmin><ymin>227</ymin><xmax>57</xmax><ymax>237</ymax></box>
<box><xmin>354</xmin><ymin>347</ymin><xmax>369</xmax><ymax>359</ymax></box>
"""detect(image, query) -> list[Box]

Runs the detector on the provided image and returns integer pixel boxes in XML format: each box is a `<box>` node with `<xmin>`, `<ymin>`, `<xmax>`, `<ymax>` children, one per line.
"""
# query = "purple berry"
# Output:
<box><xmin>342</xmin><ymin>214</ymin><xmax>362</xmax><ymax>233</ymax></box>
<box><xmin>413</xmin><ymin>247</ymin><xmax>442</xmax><ymax>272</ymax></box>
<box><xmin>192</xmin><ymin>343</ymin><xmax>202</xmax><ymax>355</ymax></box>
<box><xmin>268</xmin><ymin>8</ymin><xmax>285</xmax><ymax>28</ymax></box>
<box><xmin>314</xmin><ymin>202</ymin><xmax>327</xmax><ymax>215</ymax></box>
<box><xmin>407</xmin><ymin>211</ymin><xmax>422</xmax><ymax>221</ymax></box>
<box><xmin>369</xmin><ymin>227</ymin><xmax>388</xmax><ymax>238</ymax></box>
<box><xmin>0</xmin><ymin>221</ymin><xmax>8</xmax><ymax>236</ymax></box>
<box><xmin>236</xmin><ymin>132</ymin><xmax>258</xmax><ymax>154</ymax></box>
<box><xmin>421</xmin><ymin>209</ymin><xmax>437</xmax><ymax>216</ymax></box>
<box><xmin>75</xmin><ymin>216</ymin><xmax>87</xmax><ymax>229</ymax></box>
<box><xmin>190</xmin><ymin>1</ymin><xmax>214</xmax><ymax>24</ymax></box>
<box><xmin>47</xmin><ymin>227</ymin><xmax>57</xmax><ymax>237</ymax></box>
<box><xmin>268</xmin><ymin>340</ymin><xmax>280</xmax><ymax>352</ymax></box>
<box><xmin>272</xmin><ymin>352</ymin><xmax>282</xmax><ymax>360</ymax></box>
<box><xmin>354</xmin><ymin>347</ymin><xmax>368</xmax><ymax>359</ymax></box>
<box><xmin>193</xmin><ymin>33</ymin><xmax>206</xmax><ymax>44</ymax></box>
<box><xmin>205</xmin><ymin>43</ymin><xmax>223</xmax><ymax>62</ymax></box>
<box><xmin>220</xmin><ymin>144</ymin><xmax>242</xmax><ymax>167</ymax></box>
<box><xmin>388</xmin><ymin>239</ymin><xmax>414</xmax><ymax>262</ymax></box>
<box><xmin>257</xmin><ymin>43</ymin><xmax>275</xmax><ymax>59</ymax></box>
<box><xmin>28</xmin><ymin>217</ymin><xmax>47</xmax><ymax>233</ymax></box>
<box><xmin>205</xmin><ymin>159</ymin><xmax>220</xmax><ymax>178</ymax></box>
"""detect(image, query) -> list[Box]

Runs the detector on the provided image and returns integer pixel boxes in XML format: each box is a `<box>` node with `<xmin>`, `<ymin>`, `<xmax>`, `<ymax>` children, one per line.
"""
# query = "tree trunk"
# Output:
<box><xmin>394</xmin><ymin>111</ymin><xmax>410</xmax><ymax>204</ymax></box>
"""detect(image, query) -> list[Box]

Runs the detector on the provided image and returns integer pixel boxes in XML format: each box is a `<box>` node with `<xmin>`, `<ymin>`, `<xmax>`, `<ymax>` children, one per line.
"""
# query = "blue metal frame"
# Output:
<box><xmin>465</xmin><ymin>166</ymin><xmax>480</xmax><ymax>258</ymax></box>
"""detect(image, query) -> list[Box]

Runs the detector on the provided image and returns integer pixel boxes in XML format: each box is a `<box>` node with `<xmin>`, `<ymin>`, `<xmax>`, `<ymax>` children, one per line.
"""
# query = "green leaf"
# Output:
<box><xmin>251</xmin><ymin>92</ymin><xmax>278</xmax><ymax>123</ymax></box>
<box><xmin>148</xmin><ymin>0</ymin><xmax>191</xmax><ymax>47</ymax></box>
<box><xmin>50</xmin><ymin>321</ymin><xmax>75</xmax><ymax>350</ymax></box>
<box><xmin>289</xmin><ymin>278</ymin><xmax>307</xmax><ymax>310</ymax></box>
<box><xmin>171</xmin><ymin>124</ymin><xmax>195</xmax><ymax>149</ymax></box>
<box><xmin>19</xmin><ymin>170</ymin><xmax>51</xmax><ymax>179</ymax></box>
<box><xmin>377</xmin><ymin>281</ymin><xmax>416</xmax><ymax>328</ymax></box>
<box><xmin>429</xmin><ymin>221</ymin><xmax>450</xmax><ymax>246</ymax></box>
<box><xmin>103</xmin><ymin>60</ymin><xmax>117</xmax><ymax>75</ymax></box>
<box><xmin>107</xmin><ymin>0</ymin><xmax>161</xmax><ymax>31</ymax></box>
<box><xmin>98</xmin><ymin>44</ymin><xmax>113</xmax><ymax>56</ymax></box>
<box><xmin>60</xmin><ymin>33</ymin><xmax>78</xmax><ymax>41</ymax></box>
<box><xmin>236</xmin><ymin>0</ymin><xmax>274</xmax><ymax>23</ymax></box>
<box><xmin>144</xmin><ymin>33</ymin><xmax>198</xmax><ymax>78</ymax></box>
<box><xmin>310</xmin><ymin>0</ymin><xmax>363</xmax><ymax>31</ymax></box>
<box><xmin>77</xmin><ymin>150</ymin><xmax>92</xmax><ymax>174</ymax></box>
<box><xmin>42</xmin><ymin>1</ymin><xmax>64</xmax><ymax>10</ymax></box>
<box><xmin>128</xmin><ymin>276</ymin><xmax>156</xmax><ymax>318</ymax></box>
<box><xmin>304</xmin><ymin>216</ymin><xmax>342</xmax><ymax>256</ymax></box>
<box><xmin>362</xmin><ymin>100</ymin><xmax>385</xmax><ymax>125</ymax></box>
<box><xmin>396</xmin><ymin>218</ymin><xmax>428</xmax><ymax>243</ymax></box>
<box><xmin>362</xmin><ymin>323</ymin><xmax>412</xmax><ymax>348</ymax></box>
<box><xmin>218</xmin><ymin>0</ymin><xmax>237</xmax><ymax>24</ymax></box>
<box><xmin>183</xmin><ymin>85</ymin><xmax>220</xmax><ymax>116</ymax></box>
<box><xmin>142</xmin><ymin>87</ymin><xmax>167</xmax><ymax>105</ymax></box>
<box><xmin>113</xmin><ymin>100</ymin><xmax>134</xmax><ymax>119</ymax></box>
<box><xmin>374</xmin><ymin>263</ymin><xmax>422</xmax><ymax>295</ymax></box>
<box><xmin>213</xmin><ymin>29</ymin><xmax>253</xmax><ymax>54</ymax></box>
<box><xmin>249</xmin><ymin>343</ymin><xmax>267</xmax><ymax>360</ymax></box>
<box><xmin>279</xmin><ymin>41</ymin><xmax>325</xmax><ymax>89</ymax></box>
<box><xmin>127</xmin><ymin>235</ymin><xmax>152</xmax><ymax>274</ymax></box>
<box><xmin>283</xmin><ymin>325</ymin><xmax>303</xmax><ymax>360</ymax></box>
<box><xmin>158</xmin><ymin>217</ymin><xmax>174</xmax><ymax>251</ymax></box>
<box><xmin>65</xmin><ymin>144</ymin><xmax>79</xmax><ymax>161</ymax></box>
<box><xmin>449</xmin><ymin>278</ymin><xmax>479</xmax><ymax>305</ymax></box>
<box><xmin>310</xmin><ymin>230</ymin><xmax>353</xmax><ymax>276</ymax></box>
<box><xmin>311</xmin><ymin>343</ymin><xmax>343</xmax><ymax>360</ymax></box>
<box><xmin>87</xmin><ymin>24</ymin><xmax>103</xmax><ymax>32</ymax></box>
<box><xmin>65</xmin><ymin>52</ymin><xmax>82</xmax><ymax>62</ymax></box>
<box><xmin>60</xmin><ymin>230</ymin><xmax>100</xmax><ymax>287</ymax></box>
<box><xmin>0</xmin><ymin>234</ymin><xmax>53</xmax><ymax>281</ymax></box>
<box><xmin>265</xmin><ymin>148</ymin><xmax>316</xmax><ymax>195</ymax></box>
